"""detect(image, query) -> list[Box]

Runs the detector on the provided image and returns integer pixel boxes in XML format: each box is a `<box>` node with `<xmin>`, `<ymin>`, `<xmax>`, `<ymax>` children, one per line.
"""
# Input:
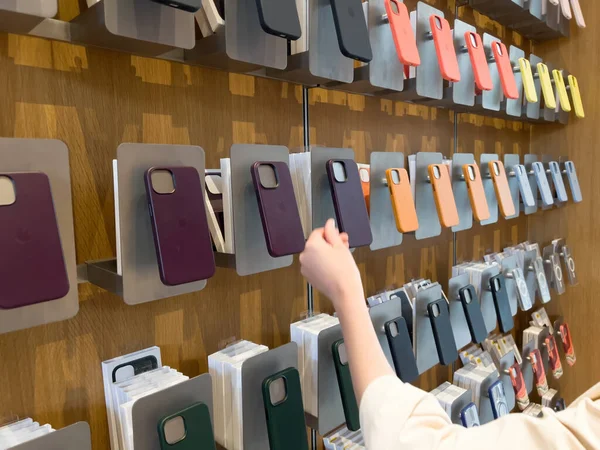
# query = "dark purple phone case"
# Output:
<box><xmin>145</xmin><ymin>167</ymin><xmax>216</xmax><ymax>286</ymax></box>
<box><xmin>251</xmin><ymin>161</ymin><xmax>305</xmax><ymax>257</ymax></box>
<box><xmin>326</xmin><ymin>159</ymin><xmax>373</xmax><ymax>248</ymax></box>
<box><xmin>0</xmin><ymin>172</ymin><xmax>70</xmax><ymax>309</ymax></box>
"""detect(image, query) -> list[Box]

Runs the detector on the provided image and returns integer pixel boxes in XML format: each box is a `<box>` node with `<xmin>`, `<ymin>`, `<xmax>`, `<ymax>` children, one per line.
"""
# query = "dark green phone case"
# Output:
<box><xmin>262</xmin><ymin>367</ymin><xmax>309</xmax><ymax>450</ymax></box>
<box><xmin>157</xmin><ymin>402</ymin><xmax>216</xmax><ymax>450</ymax></box>
<box><xmin>332</xmin><ymin>339</ymin><xmax>360</xmax><ymax>431</ymax></box>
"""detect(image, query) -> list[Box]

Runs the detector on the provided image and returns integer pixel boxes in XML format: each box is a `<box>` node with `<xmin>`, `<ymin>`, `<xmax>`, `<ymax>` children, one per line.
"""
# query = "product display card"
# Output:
<box><xmin>323</xmin><ymin>426</ymin><xmax>365</xmax><ymax>450</ymax></box>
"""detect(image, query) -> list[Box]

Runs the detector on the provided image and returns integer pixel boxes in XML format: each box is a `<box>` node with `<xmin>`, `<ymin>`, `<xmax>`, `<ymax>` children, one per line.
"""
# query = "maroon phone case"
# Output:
<box><xmin>0</xmin><ymin>172</ymin><xmax>69</xmax><ymax>309</ymax></box>
<box><xmin>251</xmin><ymin>161</ymin><xmax>305</xmax><ymax>257</ymax></box>
<box><xmin>326</xmin><ymin>159</ymin><xmax>373</xmax><ymax>248</ymax></box>
<box><xmin>145</xmin><ymin>167</ymin><xmax>216</xmax><ymax>286</ymax></box>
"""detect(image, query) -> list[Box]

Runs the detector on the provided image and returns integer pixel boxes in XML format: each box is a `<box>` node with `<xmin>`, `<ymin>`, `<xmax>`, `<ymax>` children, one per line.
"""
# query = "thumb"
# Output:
<box><xmin>324</xmin><ymin>219</ymin><xmax>344</xmax><ymax>247</ymax></box>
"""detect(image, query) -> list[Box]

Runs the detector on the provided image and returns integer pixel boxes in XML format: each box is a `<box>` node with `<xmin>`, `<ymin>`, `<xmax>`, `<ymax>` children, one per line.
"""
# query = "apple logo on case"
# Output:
<box><xmin>16</xmin><ymin>227</ymin><xmax>31</xmax><ymax>244</ymax></box>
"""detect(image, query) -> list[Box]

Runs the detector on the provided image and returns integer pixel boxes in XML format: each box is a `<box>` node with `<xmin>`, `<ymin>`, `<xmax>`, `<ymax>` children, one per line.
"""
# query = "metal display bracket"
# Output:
<box><xmin>451</xmin><ymin>153</ymin><xmax>474</xmax><ymax>232</ymax></box>
<box><xmin>476</xmin><ymin>264</ymin><xmax>501</xmax><ymax>333</ymax></box>
<box><xmin>541</xmin><ymin>155</ymin><xmax>563</xmax><ymax>209</ymax></box>
<box><xmin>497</xmin><ymin>350</ymin><xmax>517</xmax><ymax>413</ymax></box>
<box><xmin>447</xmin><ymin>389</ymin><xmax>474</xmax><ymax>425</ymax></box>
<box><xmin>447</xmin><ymin>274</ymin><xmax>475</xmax><ymax>350</ymax></box>
<box><xmin>504</xmin><ymin>154</ymin><xmax>521</xmax><ymax>219</ymax></box>
<box><xmin>523</xmin><ymin>154</ymin><xmax>539</xmax><ymax>215</ymax></box>
<box><xmin>413</xmin><ymin>284</ymin><xmax>443</xmax><ymax>374</ymax></box>
<box><xmin>369</xmin><ymin>297</ymin><xmax>404</xmax><ymax>369</ymax></box>
<box><xmin>498</xmin><ymin>255</ymin><xmax>519</xmax><ymax>316</ymax></box>
<box><xmin>504</xmin><ymin>46</ymin><xmax>526</xmax><ymax>118</ymax></box>
<box><xmin>522</xmin><ymin>249</ymin><xmax>547</xmax><ymax>306</ymax></box>
<box><xmin>527</xmin><ymin>54</ymin><xmax>544</xmax><ymax>120</ymax></box>
<box><xmin>0</xmin><ymin>0</ymin><xmax>57</xmax><ymax>33</ymax></box>
<box><xmin>477</xmin><ymin>370</ymin><xmax>501</xmax><ymax>425</ymax></box>
<box><xmin>479</xmin><ymin>154</ymin><xmax>499</xmax><ymax>226</ymax></box>
<box><xmin>543</xmin><ymin>244</ymin><xmax>566</xmax><ymax>295</ymax></box>
<box><xmin>414</xmin><ymin>152</ymin><xmax>443</xmax><ymax>240</ymax></box>
<box><xmin>480</xmin><ymin>34</ymin><xmax>503</xmax><ymax>112</ymax></box>
<box><xmin>11</xmin><ymin>422</ymin><xmax>91</xmax><ymax>450</ymax></box>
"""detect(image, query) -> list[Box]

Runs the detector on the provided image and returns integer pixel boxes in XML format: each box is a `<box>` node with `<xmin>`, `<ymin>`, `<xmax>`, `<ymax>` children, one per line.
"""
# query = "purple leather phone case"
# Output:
<box><xmin>326</xmin><ymin>159</ymin><xmax>373</xmax><ymax>248</ymax></box>
<box><xmin>145</xmin><ymin>167</ymin><xmax>216</xmax><ymax>286</ymax></box>
<box><xmin>251</xmin><ymin>161</ymin><xmax>305</xmax><ymax>257</ymax></box>
<box><xmin>0</xmin><ymin>172</ymin><xmax>69</xmax><ymax>309</ymax></box>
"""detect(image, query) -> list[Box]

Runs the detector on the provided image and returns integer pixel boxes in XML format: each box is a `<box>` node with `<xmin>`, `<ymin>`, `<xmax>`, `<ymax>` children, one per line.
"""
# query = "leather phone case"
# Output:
<box><xmin>145</xmin><ymin>167</ymin><xmax>216</xmax><ymax>286</ymax></box>
<box><xmin>559</xmin><ymin>323</ymin><xmax>576</xmax><ymax>366</ymax></box>
<box><xmin>492</xmin><ymin>41</ymin><xmax>519</xmax><ymax>99</ymax></box>
<box><xmin>458</xmin><ymin>285</ymin><xmax>487</xmax><ymax>344</ymax></box>
<box><xmin>359</xmin><ymin>167</ymin><xmax>370</xmax><ymax>215</ymax></box>
<box><xmin>519</xmin><ymin>58</ymin><xmax>538</xmax><ymax>103</ymax></box>
<box><xmin>462</xmin><ymin>163</ymin><xmax>490</xmax><ymax>222</ymax></box>
<box><xmin>489</xmin><ymin>274</ymin><xmax>514</xmax><ymax>333</ymax></box>
<box><xmin>428</xmin><ymin>164</ymin><xmax>459</xmax><ymax>228</ymax></box>
<box><xmin>465</xmin><ymin>32</ymin><xmax>492</xmax><ymax>91</ymax></box>
<box><xmin>151</xmin><ymin>0</ymin><xmax>201</xmax><ymax>12</ymax></box>
<box><xmin>537</xmin><ymin>63</ymin><xmax>557</xmax><ymax>109</ymax></box>
<box><xmin>386</xmin><ymin>168</ymin><xmax>419</xmax><ymax>232</ymax></box>
<box><xmin>509</xmin><ymin>363</ymin><xmax>530</xmax><ymax>411</ymax></box>
<box><xmin>0</xmin><ymin>172</ymin><xmax>70</xmax><ymax>309</ymax></box>
<box><xmin>255</xmin><ymin>0</ymin><xmax>302</xmax><ymax>40</ymax></box>
<box><xmin>430</xmin><ymin>15</ymin><xmax>460</xmax><ymax>82</ymax></box>
<box><xmin>157</xmin><ymin>402</ymin><xmax>216</xmax><ymax>450</ymax></box>
<box><xmin>384</xmin><ymin>317</ymin><xmax>419</xmax><ymax>383</ymax></box>
<box><xmin>262</xmin><ymin>368</ymin><xmax>308</xmax><ymax>450</ymax></box>
<box><xmin>330</xmin><ymin>0</ymin><xmax>373</xmax><ymax>63</ymax></box>
<box><xmin>327</xmin><ymin>159</ymin><xmax>373</xmax><ymax>248</ymax></box>
<box><xmin>332</xmin><ymin>339</ymin><xmax>360</xmax><ymax>431</ymax></box>
<box><xmin>251</xmin><ymin>161</ymin><xmax>305</xmax><ymax>257</ymax></box>
<box><xmin>568</xmin><ymin>75</ymin><xmax>585</xmax><ymax>118</ymax></box>
<box><xmin>546</xmin><ymin>335</ymin><xmax>564</xmax><ymax>379</ymax></box>
<box><xmin>552</xmin><ymin>69</ymin><xmax>572</xmax><ymax>112</ymax></box>
<box><xmin>529</xmin><ymin>349</ymin><xmax>549</xmax><ymax>396</ymax></box>
<box><xmin>385</xmin><ymin>0</ymin><xmax>420</xmax><ymax>66</ymax></box>
<box><xmin>111</xmin><ymin>356</ymin><xmax>158</xmax><ymax>383</ymax></box>
<box><xmin>489</xmin><ymin>160</ymin><xmax>516</xmax><ymax>217</ymax></box>
<box><xmin>427</xmin><ymin>299</ymin><xmax>458</xmax><ymax>366</ymax></box>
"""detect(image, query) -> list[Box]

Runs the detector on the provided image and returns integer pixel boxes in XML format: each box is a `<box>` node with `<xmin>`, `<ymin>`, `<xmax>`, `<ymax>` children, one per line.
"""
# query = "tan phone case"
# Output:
<box><xmin>428</xmin><ymin>164</ymin><xmax>459</xmax><ymax>227</ymax></box>
<box><xmin>462</xmin><ymin>164</ymin><xmax>490</xmax><ymax>221</ymax></box>
<box><xmin>386</xmin><ymin>168</ymin><xmax>419</xmax><ymax>232</ymax></box>
<box><xmin>489</xmin><ymin>160</ymin><xmax>516</xmax><ymax>217</ymax></box>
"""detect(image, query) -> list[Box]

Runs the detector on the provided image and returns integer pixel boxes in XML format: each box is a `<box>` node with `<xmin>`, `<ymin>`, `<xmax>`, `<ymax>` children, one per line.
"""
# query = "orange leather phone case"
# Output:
<box><xmin>386</xmin><ymin>168</ymin><xmax>419</xmax><ymax>232</ymax></box>
<box><xmin>430</xmin><ymin>15</ymin><xmax>460</xmax><ymax>82</ymax></box>
<box><xmin>488</xmin><ymin>160</ymin><xmax>516</xmax><ymax>217</ymax></box>
<box><xmin>491</xmin><ymin>41</ymin><xmax>519</xmax><ymax>99</ymax></box>
<box><xmin>428</xmin><ymin>164</ymin><xmax>459</xmax><ymax>227</ymax></box>
<box><xmin>359</xmin><ymin>167</ymin><xmax>371</xmax><ymax>214</ymax></box>
<box><xmin>465</xmin><ymin>32</ymin><xmax>492</xmax><ymax>91</ymax></box>
<box><xmin>385</xmin><ymin>0</ymin><xmax>420</xmax><ymax>66</ymax></box>
<box><xmin>462</xmin><ymin>164</ymin><xmax>490</xmax><ymax>221</ymax></box>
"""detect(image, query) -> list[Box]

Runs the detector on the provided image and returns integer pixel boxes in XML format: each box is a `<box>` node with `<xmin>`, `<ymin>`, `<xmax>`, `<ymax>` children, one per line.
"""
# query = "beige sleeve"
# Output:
<box><xmin>359</xmin><ymin>375</ymin><xmax>600</xmax><ymax>450</ymax></box>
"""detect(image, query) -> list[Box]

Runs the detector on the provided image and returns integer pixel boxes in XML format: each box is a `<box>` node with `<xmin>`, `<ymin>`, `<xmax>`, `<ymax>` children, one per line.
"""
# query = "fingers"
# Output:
<box><xmin>340</xmin><ymin>232</ymin><xmax>350</xmax><ymax>248</ymax></box>
<box><xmin>324</xmin><ymin>218</ymin><xmax>344</xmax><ymax>247</ymax></box>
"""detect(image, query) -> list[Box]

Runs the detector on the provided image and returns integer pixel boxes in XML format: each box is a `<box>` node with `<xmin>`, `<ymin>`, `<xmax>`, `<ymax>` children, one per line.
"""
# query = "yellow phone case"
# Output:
<box><xmin>519</xmin><ymin>58</ymin><xmax>537</xmax><ymax>103</ymax></box>
<box><xmin>537</xmin><ymin>63</ymin><xmax>556</xmax><ymax>109</ymax></box>
<box><xmin>568</xmin><ymin>75</ymin><xmax>585</xmax><ymax>118</ymax></box>
<box><xmin>552</xmin><ymin>69</ymin><xmax>572</xmax><ymax>112</ymax></box>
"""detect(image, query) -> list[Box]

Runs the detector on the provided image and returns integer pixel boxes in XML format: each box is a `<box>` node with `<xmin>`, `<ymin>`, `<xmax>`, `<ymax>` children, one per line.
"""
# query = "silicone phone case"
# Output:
<box><xmin>568</xmin><ymin>75</ymin><xmax>585</xmax><ymax>118</ymax></box>
<box><xmin>332</xmin><ymin>339</ymin><xmax>360</xmax><ymax>431</ymax></box>
<box><xmin>570</xmin><ymin>0</ymin><xmax>586</xmax><ymax>27</ymax></box>
<box><xmin>489</xmin><ymin>274</ymin><xmax>514</xmax><ymax>333</ymax></box>
<box><xmin>465</xmin><ymin>32</ymin><xmax>492</xmax><ymax>91</ymax></box>
<box><xmin>564</xmin><ymin>161</ymin><xmax>582</xmax><ymax>202</ymax></box>
<box><xmin>514</xmin><ymin>165</ymin><xmax>535</xmax><ymax>207</ymax></box>
<box><xmin>152</xmin><ymin>0</ymin><xmax>201</xmax><ymax>12</ymax></box>
<box><xmin>359</xmin><ymin>167</ymin><xmax>370</xmax><ymax>215</ymax></box>
<box><xmin>519</xmin><ymin>58</ymin><xmax>538</xmax><ymax>103</ymax></box>
<box><xmin>384</xmin><ymin>317</ymin><xmax>419</xmax><ymax>383</ymax></box>
<box><xmin>427</xmin><ymin>299</ymin><xmax>458</xmax><ymax>366</ymax></box>
<box><xmin>537</xmin><ymin>63</ymin><xmax>557</xmax><ymax>109</ymax></box>
<box><xmin>430</xmin><ymin>15</ymin><xmax>460</xmax><ymax>82</ymax></box>
<box><xmin>549</xmin><ymin>162</ymin><xmax>568</xmax><ymax>202</ymax></box>
<box><xmin>145</xmin><ymin>167</ymin><xmax>216</xmax><ymax>286</ymax></box>
<box><xmin>491</xmin><ymin>41</ymin><xmax>519</xmax><ymax>99</ymax></box>
<box><xmin>460</xmin><ymin>403</ymin><xmax>480</xmax><ymax>428</ymax></box>
<box><xmin>532</xmin><ymin>162</ymin><xmax>554</xmax><ymax>206</ymax></box>
<box><xmin>508</xmin><ymin>363</ymin><xmax>530</xmax><ymax>411</ymax></box>
<box><xmin>458</xmin><ymin>285</ymin><xmax>487</xmax><ymax>344</ymax></box>
<box><xmin>157</xmin><ymin>402</ymin><xmax>216</xmax><ymax>450</ymax></box>
<box><xmin>330</xmin><ymin>0</ymin><xmax>373</xmax><ymax>63</ymax></box>
<box><xmin>428</xmin><ymin>164</ymin><xmax>459</xmax><ymax>228</ymax></box>
<box><xmin>111</xmin><ymin>356</ymin><xmax>158</xmax><ymax>383</ymax></box>
<box><xmin>255</xmin><ymin>0</ymin><xmax>302</xmax><ymax>40</ymax></box>
<box><xmin>489</xmin><ymin>160</ymin><xmax>516</xmax><ymax>217</ymax></box>
<box><xmin>386</xmin><ymin>168</ymin><xmax>419</xmax><ymax>232</ymax></box>
<box><xmin>0</xmin><ymin>172</ymin><xmax>70</xmax><ymax>310</ymax></box>
<box><xmin>559</xmin><ymin>323</ymin><xmax>576</xmax><ymax>366</ymax></box>
<box><xmin>251</xmin><ymin>161</ymin><xmax>305</xmax><ymax>257</ymax></box>
<box><xmin>462</xmin><ymin>163</ymin><xmax>490</xmax><ymax>222</ymax></box>
<box><xmin>559</xmin><ymin>0</ymin><xmax>572</xmax><ymax>19</ymax></box>
<box><xmin>327</xmin><ymin>159</ymin><xmax>373</xmax><ymax>248</ymax></box>
<box><xmin>552</xmin><ymin>70</ymin><xmax>572</xmax><ymax>112</ymax></box>
<box><xmin>262</xmin><ymin>368</ymin><xmax>308</xmax><ymax>450</ymax></box>
<box><xmin>546</xmin><ymin>335</ymin><xmax>564</xmax><ymax>379</ymax></box>
<box><xmin>488</xmin><ymin>380</ymin><xmax>509</xmax><ymax>419</ymax></box>
<box><xmin>385</xmin><ymin>0</ymin><xmax>420</xmax><ymax>66</ymax></box>
<box><xmin>529</xmin><ymin>349</ymin><xmax>549</xmax><ymax>395</ymax></box>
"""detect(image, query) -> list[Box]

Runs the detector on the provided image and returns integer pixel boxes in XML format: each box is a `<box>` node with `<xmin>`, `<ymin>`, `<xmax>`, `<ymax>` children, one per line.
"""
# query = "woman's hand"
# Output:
<box><xmin>299</xmin><ymin>219</ymin><xmax>364</xmax><ymax>311</ymax></box>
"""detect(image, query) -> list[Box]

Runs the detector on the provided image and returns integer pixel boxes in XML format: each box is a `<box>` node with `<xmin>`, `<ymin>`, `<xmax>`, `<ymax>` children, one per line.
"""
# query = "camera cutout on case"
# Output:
<box><xmin>332</xmin><ymin>161</ymin><xmax>348</xmax><ymax>183</ymax></box>
<box><xmin>163</xmin><ymin>416</ymin><xmax>187</xmax><ymax>445</ymax></box>
<box><xmin>0</xmin><ymin>175</ymin><xmax>16</xmax><ymax>206</ymax></box>
<box><xmin>268</xmin><ymin>376</ymin><xmax>288</xmax><ymax>406</ymax></box>
<box><xmin>256</xmin><ymin>163</ymin><xmax>279</xmax><ymax>189</ymax></box>
<box><xmin>150</xmin><ymin>169</ymin><xmax>176</xmax><ymax>195</ymax></box>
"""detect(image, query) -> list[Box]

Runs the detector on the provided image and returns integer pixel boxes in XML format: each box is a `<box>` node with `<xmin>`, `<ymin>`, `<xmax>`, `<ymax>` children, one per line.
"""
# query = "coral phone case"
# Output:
<box><xmin>559</xmin><ymin>323</ymin><xmax>576</xmax><ymax>366</ymax></box>
<box><xmin>427</xmin><ymin>299</ymin><xmax>458</xmax><ymax>366</ymax></box>
<box><xmin>568</xmin><ymin>75</ymin><xmax>585</xmax><ymax>118</ymax></box>
<box><xmin>529</xmin><ymin>349</ymin><xmax>549</xmax><ymax>396</ymax></box>
<box><xmin>327</xmin><ymin>159</ymin><xmax>373</xmax><ymax>248</ymax></box>
<box><xmin>157</xmin><ymin>403</ymin><xmax>216</xmax><ymax>450</ymax></box>
<box><xmin>251</xmin><ymin>161</ymin><xmax>305</xmax><ymax>257</ymax></box>
<box><xmin>564</xmin><ymin>161</ymin><xmax>582</xmax><ymax>203</ymax></box>
<box><xmin>428</xmin><ymin>164</ymin><xmax>459</xmax><ymax>228</ymax></box>
<box><xmin>491</xmin><ymin>41</ymin><xmax>519</xmax><ymax>99</ymax></box>
<box><xmin>255</xmin><ymin>0</ymin><xmax>302</xmax><ymax>40</ymax></box>
<box><xmin>508</xmin><ymin>363</ymin><xmax>530</xmax><ymax>411</ymax></box>
<box><xmin>546</xmin><ymin>335</ymin><xmax>564</xmax><ymax>379</ymax></box>
<box><xmin>262</xmin><ymin>368</ymin><xmax>308</xmax><ymax>450</ymax></box>
<box><xmin>385</xmin><ymin>0</ymin><xmax>420</xmax><ymax>66</ymax></box>
<box><xmin>519</xmin><ymin>58</ymin><xmax>538</xmax><ymax>103</ymax></box>
<box><xmin>145</xmin><ymin>167</ymin><xmax>216</xmax><ymax>286</ymax></box>
<box><xmin>552</xmin><ymin>69</ymin><xmax>572</xmax><ymax>112</ymax></box>
<box><xmin>430</xmin><ymin>15</ymin><xmax>460</xmax><ymax>82</ymax></box>
<box><xmin>458</xmin><ymin>285</ymin><xmax>487</xmax><ymax>344</ymax></box>
<box><xmin>359</xmin><ymin>166</ymin><xmax>371</xmax><ymax>215</ymax></box>
<box><xmin>384</xmin><ymin>317</ymin><xmax>419</xmax><ymax>383</ymax></box>
<box><xmin>0</xmin><ymin>172</ymin><xmax>69</xmax><ymax>309</ymax></box>
<box><xmin>332</xmin><ymin>339</ymin><xmax>360</xmax><ymax>431</ymax></box>
<box><xmin>465</xmin><ymin>31</ymin><xmax>492</xmax><ymax>91</ymax></box>
<box><xmin>489</xmin><ymin>274</ymin><xmax>514</xmax><ymax>333</ymax></box>
<box><xmin>462</xmin><ymin>164</ymin><xmax>490</xmax><ymax>222</ymax></box>
<box><xmin>330</xmin><ymin>0</ymin><xmax>373</xmax><ymax>63</ymax></box>
<box><xmin>489</xmin><ymin>160</ymin><xmax>516</xmax><ymax>217</ymax></box>
<box><xmin>537</xmin><ymin>63</ymin><xmax>557</xmax><ymax>109</ymax></box>
<box><xmin>386</xmin><ymin>168</ymin><xmax>419</xmax><ymax>232</ymax></box>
